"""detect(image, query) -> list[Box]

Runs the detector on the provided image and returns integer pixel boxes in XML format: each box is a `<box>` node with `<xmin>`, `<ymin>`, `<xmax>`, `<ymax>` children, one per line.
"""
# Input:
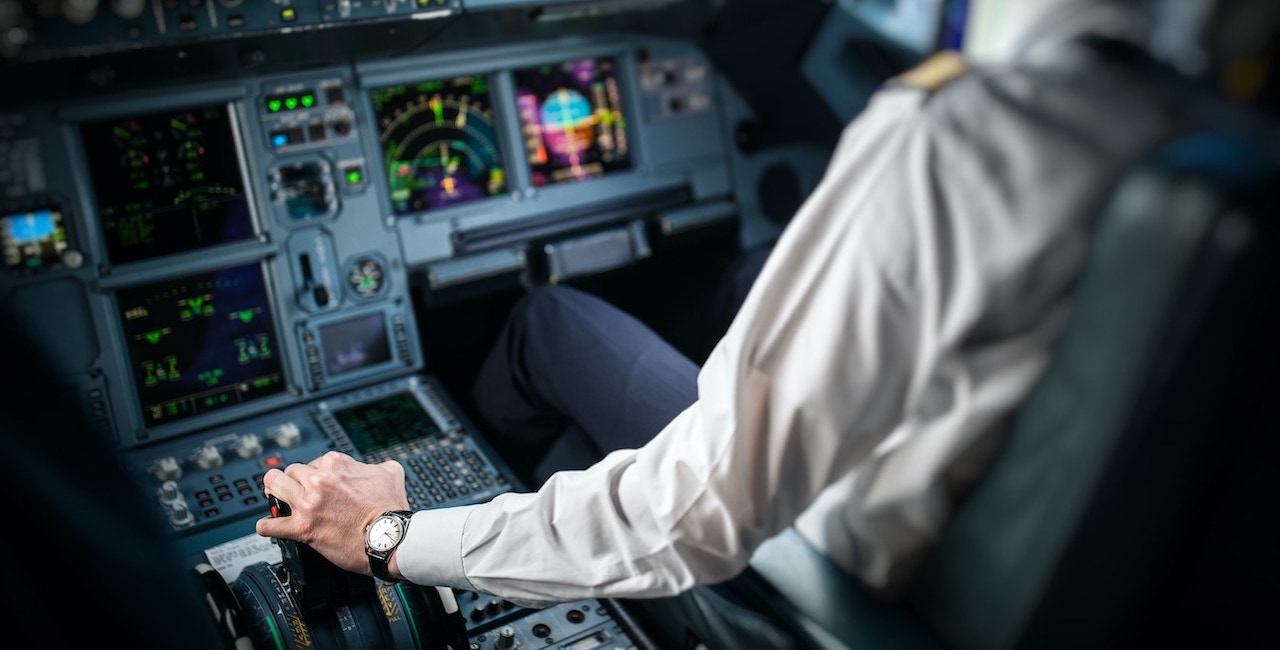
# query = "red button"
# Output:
<box><xmin>264</xmin><ymin>455</ymin><xmax>282</xmax><ymax>468</ymax></box>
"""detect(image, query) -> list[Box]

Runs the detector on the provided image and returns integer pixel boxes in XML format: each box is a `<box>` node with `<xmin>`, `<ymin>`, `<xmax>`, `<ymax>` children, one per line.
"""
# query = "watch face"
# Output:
<box><xmin>367</xmin><ymin>515</ymin><xmax>406</xmax><ymax>553</ymax></box>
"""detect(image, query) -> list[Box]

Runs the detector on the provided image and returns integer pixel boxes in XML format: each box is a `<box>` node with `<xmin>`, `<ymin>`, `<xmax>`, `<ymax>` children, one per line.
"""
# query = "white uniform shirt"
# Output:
<box><xmin>399</xmin><ymin>5</ymin><xmax>1178</xmax><ymax>606</ymax></box>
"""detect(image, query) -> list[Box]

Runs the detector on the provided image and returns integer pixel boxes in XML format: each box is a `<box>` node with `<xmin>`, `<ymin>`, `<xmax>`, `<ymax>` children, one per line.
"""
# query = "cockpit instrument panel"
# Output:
<box><xmin>371</xmin><ymin>75</ymin><xmax>509</xmax><ymax>216</ymax></box>
<box><xmin>113</xmin><ymin>262</ymin><xmax>287</xmax><ymax>428</ymax></box>
<box><xmin>1</xmin><ymin>34</ymin><xmax>737</xmax><ymax>449</ymax></box>
<box><xmin>80</xmin><ymin>104</ymin><xmax>254</xmax><ymax>266</ymax></box>
<box><xmin>513</xmin><ymin>56</ymin><xmax>632</xmax><ymax>187</ymax></box>
<box><xmin>1</xmin><ymin>207</ymin><xmax>69</xmax><ymax>274</ymax></box>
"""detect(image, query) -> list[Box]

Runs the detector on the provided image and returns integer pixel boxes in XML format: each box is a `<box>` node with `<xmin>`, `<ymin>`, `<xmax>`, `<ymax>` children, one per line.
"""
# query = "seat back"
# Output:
<box><xmin>905</xmin><ymin>128</ymin><xmax>1280</xmax><ymax>649</ymax></box>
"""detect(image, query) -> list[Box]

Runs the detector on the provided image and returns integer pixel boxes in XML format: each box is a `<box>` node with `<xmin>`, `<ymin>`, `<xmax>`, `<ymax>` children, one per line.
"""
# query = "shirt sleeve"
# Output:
<box><xmin>398</xmin><ymin>86</ymin><xmax>950</xmax><ymax>606</ymax></box>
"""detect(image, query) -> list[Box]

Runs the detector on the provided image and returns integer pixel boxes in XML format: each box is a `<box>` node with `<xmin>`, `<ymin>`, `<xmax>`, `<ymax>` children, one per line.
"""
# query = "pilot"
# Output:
<box><xmin>257</xmin><ymin>0</ymin><xmax>1267</xmax><ymax>642</ymax></box>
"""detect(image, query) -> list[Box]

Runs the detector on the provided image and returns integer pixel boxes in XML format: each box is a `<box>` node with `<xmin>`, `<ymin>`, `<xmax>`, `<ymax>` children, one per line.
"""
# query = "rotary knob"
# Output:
<box><xmin>236</xmin><ymin>433</ymin><xmax>263</xmax><ymax>459</ymax></box>
<box><xmin>152</xmin><ymin>456</ymin><xmax>183</xmax><ymax>482</ymax></box>
<box><xmin>169</xmin><ymin>500</ymin><xmax>194</xmax><ymax>526</ymax></box>
<box><xmin>159</xmin><ymin>480</ymin><xmax>182</xmax><ymax>504</ymax></box>
<box><xmin>61</xmin><ymin>0</ymin><xmax>100</xmax><ymax>24</ymax></box>
<box><xmin>196</xmin><ymin>443</ymin><xmax>223</xmax><ymax>471</ymax></box>
<box><xmin>110</xmin><ymin>0</ymin><xmax>145</xmax><ymax>19</ymax></box>
<box><xmin>493</xmin><ymin>626</ymin><xmax>517</xmax><ymax>650</ymax></box>
<box><xmin>271</xmin><ymin>422</ymin><xmax>302</xmax><ymax>448</ymax></box>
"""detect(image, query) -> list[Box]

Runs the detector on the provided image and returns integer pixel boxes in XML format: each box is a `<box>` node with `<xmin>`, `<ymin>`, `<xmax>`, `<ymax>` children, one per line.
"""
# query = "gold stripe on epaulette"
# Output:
<box><xmin>895</xmin><ymin>50</ymin><xmax>968</xmax><ymax>91</ymax></box>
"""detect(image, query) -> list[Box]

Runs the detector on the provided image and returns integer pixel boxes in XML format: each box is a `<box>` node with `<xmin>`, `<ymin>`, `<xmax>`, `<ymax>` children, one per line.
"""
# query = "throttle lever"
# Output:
<box><xmin>268</xmin><ymin>494</ymin><xmax>291</xmax><ymax>518</ymax></box>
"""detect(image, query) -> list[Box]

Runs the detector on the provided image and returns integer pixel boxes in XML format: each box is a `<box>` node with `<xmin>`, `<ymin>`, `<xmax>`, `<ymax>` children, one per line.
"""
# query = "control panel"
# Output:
<box><xmin>0</xmin><ymin>0</ymin><xmax>687</xmax><ymax>64</ymax></box>
<box><xmin>0</xmin><ymin>33</ymin><xmax>734</xmax><ymax>451</ymax></box>
<box><xmin>456</xmin><ymin>589</ymin><xmax>647</xmax><ymax>650</ymax></box>
<box><xmin>1</xmin><ymin>0</ymin><xmax>461</xmax><ymax>61</ymax></box>
<box><xmin>119</xmin><ymin>374</ymin><xmax>511</xmax><ymax>537</ymax></box>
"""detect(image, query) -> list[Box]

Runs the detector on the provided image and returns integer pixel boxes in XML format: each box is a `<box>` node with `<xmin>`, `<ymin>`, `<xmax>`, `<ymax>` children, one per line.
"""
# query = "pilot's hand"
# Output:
<box><xmin>256</xmin><ymin>451</ymin><xmax>409</xmax><ymax>577</ymax></box>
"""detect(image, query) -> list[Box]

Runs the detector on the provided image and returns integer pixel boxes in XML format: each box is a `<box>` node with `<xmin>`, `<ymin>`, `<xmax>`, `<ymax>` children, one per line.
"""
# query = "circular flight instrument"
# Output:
<box><xmin>373</xmin><ymin>77</ymin><xmax>508</xmax><ymax>216</ymax></box>
<box><xmin>347</xmin><ymin>257</ymin><xmax>385</xmax><ymax>298</ymax></box>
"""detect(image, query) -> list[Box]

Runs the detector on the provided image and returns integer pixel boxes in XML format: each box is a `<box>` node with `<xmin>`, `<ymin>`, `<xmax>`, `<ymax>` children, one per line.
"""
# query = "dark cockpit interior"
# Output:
<box><xmin>1</xmin><ymin>1</ymin><xmax>1277</xmax><ymax>649</ymax></box>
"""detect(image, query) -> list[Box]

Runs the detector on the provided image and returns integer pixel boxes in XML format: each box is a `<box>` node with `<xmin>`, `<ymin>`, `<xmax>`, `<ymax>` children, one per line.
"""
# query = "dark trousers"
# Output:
<box><xmin>472</xmin><ymin>283</ymin><xmax>699</xmax><ymax>467</ymax></box>
<box><xmin>471</xmin><ymin>246</ymin><xmax>770</xmax><ymax>477</ymax></box>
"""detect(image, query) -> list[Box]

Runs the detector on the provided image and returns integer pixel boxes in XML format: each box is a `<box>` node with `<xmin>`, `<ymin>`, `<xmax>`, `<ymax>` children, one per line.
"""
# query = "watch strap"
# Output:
<box><xmin>367</xmin><ymin>510</ymin><xmax>413</xmax><ymax>584</ymax></box>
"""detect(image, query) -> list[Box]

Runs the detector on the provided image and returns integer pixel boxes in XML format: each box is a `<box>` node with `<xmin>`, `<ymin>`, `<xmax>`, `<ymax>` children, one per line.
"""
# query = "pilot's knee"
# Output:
<box><xmin>514</xmin><ymin>284</ymin><xmax>591</xmax><ymax>327</ymax></box>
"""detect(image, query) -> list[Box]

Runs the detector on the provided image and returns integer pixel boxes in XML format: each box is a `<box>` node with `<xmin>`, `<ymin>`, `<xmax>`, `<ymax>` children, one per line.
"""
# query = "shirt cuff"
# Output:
<box><xmin>398</xmin><ymin>505</ymin><xmax>479</xmax><ymax>591</ymax></box>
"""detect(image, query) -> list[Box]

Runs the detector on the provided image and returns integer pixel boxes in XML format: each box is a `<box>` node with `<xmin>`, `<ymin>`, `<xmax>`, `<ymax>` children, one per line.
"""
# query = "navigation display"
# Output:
<box><xmin>80</xmin><ymin>103</ymin><xmax>254</xmax><ymax>265</ymax></box>
<box><xmin>371</xmin><ymin>75</ymin><xmax>508</xmax><ymax>215</ymax></box>
<box><xmin>114</xmin><ymin>263</ymin><xmax>286</xmax><ymax>427</ymax></box>
<box><xmin>513</xmin><ymin>56</ymin><xmax>631</xmax><ymax>186</ymax></box>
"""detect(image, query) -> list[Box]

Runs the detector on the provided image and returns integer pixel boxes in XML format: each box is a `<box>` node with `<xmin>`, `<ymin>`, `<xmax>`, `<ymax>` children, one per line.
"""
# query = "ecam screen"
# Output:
<box><xmin>513</xmin><ymin>56</ymin><xmax>632</xmax><ymax>186</ymax></box>
<box><xmin>114</xmin><ymin>263</ymin><xmax>286</xmax><ymax>426</ymax></box>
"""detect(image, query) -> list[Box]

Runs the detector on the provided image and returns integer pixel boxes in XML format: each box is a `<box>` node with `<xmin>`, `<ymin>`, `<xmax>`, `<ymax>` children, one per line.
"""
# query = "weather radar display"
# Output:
<box><xmin>371</xmin><ymin>75</ymin><xmax>508</xmax><ymax>216</ymax></box>
<box><xmin>514</xmin><ymin>56</ymin><xmax>631</xmax><ymax>187</ymax></box>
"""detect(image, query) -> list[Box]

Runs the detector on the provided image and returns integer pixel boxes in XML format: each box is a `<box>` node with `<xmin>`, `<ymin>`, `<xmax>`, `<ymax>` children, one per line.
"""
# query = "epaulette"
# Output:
<box><xmin>894</xmin><ymin>50</ymin><xmax>968</xmax><ymax>91</ymax></box>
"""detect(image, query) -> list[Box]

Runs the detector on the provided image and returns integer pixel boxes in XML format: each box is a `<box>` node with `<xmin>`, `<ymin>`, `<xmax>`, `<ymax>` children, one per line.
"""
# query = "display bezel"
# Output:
<box><xmin>111</xmin><ymin>261</ymin><xmax>289</xmax><ymax>428</ymax></box>
<box><xmin>369</xmin><ymin>73</ymin><xmax>511</xmax><ymax>217</ymax></box>
<box><xmin>511</xmin><ymin>55</ymin><xmax>633</xmax><ymax>188</ymax></box>
<box><xmin>317</xmin><ymin>310</ymin><xmax>395</xmax><ymax>379</ymax></box>
<box><xmin>79</xmin><ymin>101</ymin><xmax>258</xmax><ymax>266</ymax></box>
<box><xmin>1</xmin><ymin>206</ymin><xmax>70</xmax><ymax>275</ymax></box>
<box><xmin>296</xmin><ymin>303</ymin><xmax>414</xmax><ymax>392</ymax></box>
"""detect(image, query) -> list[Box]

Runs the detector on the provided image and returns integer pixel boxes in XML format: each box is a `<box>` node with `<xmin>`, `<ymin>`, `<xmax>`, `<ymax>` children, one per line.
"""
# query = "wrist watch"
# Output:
<box><xmin>365</xmin><ymin>510</ymin><xmax>413</xmax><ymax>583</ymax></box>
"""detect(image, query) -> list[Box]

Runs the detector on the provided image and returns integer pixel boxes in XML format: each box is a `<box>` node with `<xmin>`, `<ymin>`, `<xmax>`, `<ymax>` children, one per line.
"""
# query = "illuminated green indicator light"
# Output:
<box><xmin>346</xmin><ymin>169</ymin><xmax>363</xmax><ymax>185</ymax></box>
<box><xmin>281</xmin><ymin>8</ymin><xmax>297</xmax><ymax>21</ymax></box>
<box><xmin>267</xmin><ymin>99</ymin><xmax>282</xmax><ymax>112</ymax></box>
<box><xmin>284</xmin><ymin>97</ymin><xmax>298</xmax><ymax>110</ymax></box>
<box><xmin>301</xmin><ymin>94</ymin><xmax>315</xmax><ymax>108</ymax></box>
